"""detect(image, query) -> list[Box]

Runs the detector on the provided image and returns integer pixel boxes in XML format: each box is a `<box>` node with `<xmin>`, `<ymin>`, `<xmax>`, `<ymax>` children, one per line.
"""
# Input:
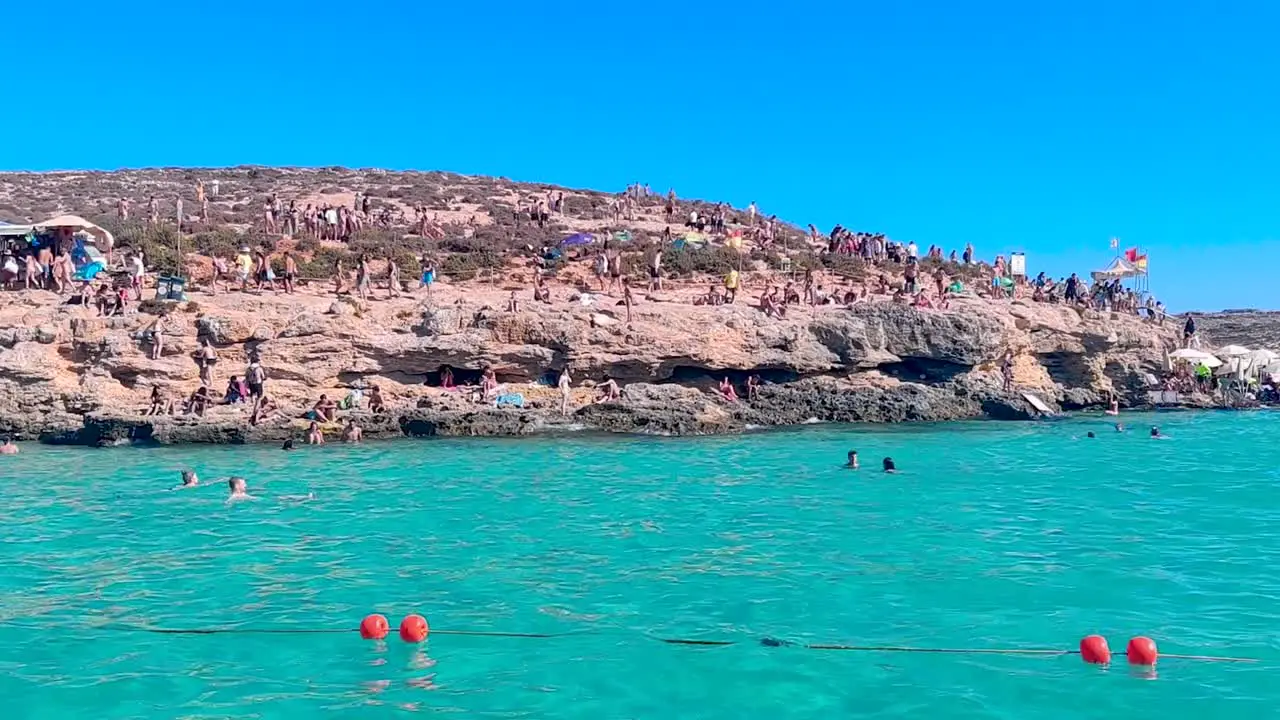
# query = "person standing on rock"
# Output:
<box><xmin>387</xmin><ymin>257</ymin><xmax>401</xmax><ymax>299</ymax></box>
<box><xmin>1001</xmin><ymin>351</ymin><xmax>1015</xmax><ymax>392</ymax></box>
<box><xmin>246</xmin><ymin>358</ymin><xmax>267</xmax><ymax>400</ymax></box>
<box><xmin>283</xmin><ymin>252</ymin><xmax>298</xmax><ymax>295</ymax></box>
<box><xmin>23</xmin><ymin>252</ymin><xmax>39</xmax><ymax>290</ymax></box>
<box><xmin>419</xmin><ymin>257</ymin><xmax>435</xmax><ymax>299</ymax></box>
<box><xmin>124</xmin><ymin>250</ymin><xmax>143</xmax><ymax>301</ymax></box>
<box><xmin>197</xmin><ymin>338</ymin><xmax>218</xmax><ymax>386</ymax></box>
<box><xmin>558</xmin><ymin>367</ymin><xmax>573</xmax><ymax>416</ymax></box>
<box><xmin>148</xmin><ymin>322</ymin><xmax>164</xmax><ymax>360</ymax></box>
<box><xmin>37</xmin><ymin>243</ymin><xmax>53</xmax><ymax>289</ymax></box>
<box><xmin>647</xmin><ymin>246</ymin><xmax>663</xmax><ymax>292</ymax></box>
<box><xmin>356</xmin><ymin>254</ymin><xmax>371</xmax><ymax>301</ymax></box>
<box><xmin>331</xmin><ymin>257</ymin><xmax>345</xmax><ymax>295</ymax></box>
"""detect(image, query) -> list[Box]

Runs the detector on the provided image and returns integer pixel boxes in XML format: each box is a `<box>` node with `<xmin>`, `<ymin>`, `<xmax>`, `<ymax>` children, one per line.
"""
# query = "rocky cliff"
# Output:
<box><xmin>0</xmin><ymin>283</ymin><xmax>1179</xmax><ymax>445</ymax></box>
<box><xmin>1194</xmin><ymin>311</ymin><xmax>1280</xmax><ymax>349</ymax></box>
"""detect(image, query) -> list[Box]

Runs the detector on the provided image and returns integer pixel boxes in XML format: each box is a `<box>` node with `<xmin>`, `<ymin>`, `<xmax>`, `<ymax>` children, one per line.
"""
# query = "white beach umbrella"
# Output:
<box><xmin>1215</xmin><ymin>357</ymin><xmax>1247</xmax><ymax>377</ymax></box>
<box><xmin>1169</xmin><ymin>348</ymin><xmax>1216</xmax><ymax>361</ymax></box>
<box><xmin>1246</xmin><ymin>349</ymin><xmax>1278</xmax><ymax>364</ymax></box>
<box><xmin>1216</xmin><ymin>344</ymin><xmax>1253</xmax><ymax>358</ymax></box>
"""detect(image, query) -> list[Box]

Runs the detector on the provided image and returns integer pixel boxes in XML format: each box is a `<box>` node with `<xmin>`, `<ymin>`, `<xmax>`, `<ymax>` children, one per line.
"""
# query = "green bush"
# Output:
<box><xmin>440</xmin><ymin>251</ymin><xmax>504</xmax><ymax>279</ymax></box>
<box><xmin>296</xmin><ymin>246</ymin><xmax>353</xmax><ymax>279</ymax></box>
<box><xmin>661</xmin><ymin>245</ymin><xmax>742</xmax><ymax>277</ymax></box>
<box><xmin>821</xmin><ymin>253</ymin><xmax>868</xmax><ymax>279</ymax></box>
<box><xmin>189</xmin><ymin>228</ymin><xmax>246</xmax><ymax>258</ymax></box>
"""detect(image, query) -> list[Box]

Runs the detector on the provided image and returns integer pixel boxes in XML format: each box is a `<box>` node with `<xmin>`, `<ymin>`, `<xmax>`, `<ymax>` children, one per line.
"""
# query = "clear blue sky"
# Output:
<box><xmin>4</xmin><ymin>1</ymin><xmax>1278</xmax><ymax>311</ymax></box>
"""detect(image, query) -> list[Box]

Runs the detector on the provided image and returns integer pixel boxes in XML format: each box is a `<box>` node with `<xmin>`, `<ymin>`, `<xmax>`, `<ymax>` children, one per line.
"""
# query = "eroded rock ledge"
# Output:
<box><xmin>0</xmin><ymin>286</ymin><xmax>1180</xmax><ymax>445</ymax></box>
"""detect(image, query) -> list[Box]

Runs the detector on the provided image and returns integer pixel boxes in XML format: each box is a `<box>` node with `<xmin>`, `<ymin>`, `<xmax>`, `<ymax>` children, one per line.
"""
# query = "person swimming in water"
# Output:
<box><xmin>178</xmin><ymin>469</ymin><xmax>199</xmax><ymax>488</ymax></box>
<box><xmin>882</xmin><ymin>457</ymin><xmax>897</xmax><ymax>473</ymax></box>
<box><xmin>0</xmin><ymin>437</ymin><xmax>17</xmax><ymax>455</ymax></box>
<box><xmin>1086</xmin><ymin>431</ymin><xmax>1096</xmax><ymax>438</ymax></box>
<box><xmin>341</xmin><ymin>419</ymin><xmax>363</xmax><ymax>443</ymax></box>
<box><xmin>1115</xmin><ymin>422</ymin><xmax>1125</xmax><ymax>433</ymax></box>
<box><xmin>845</xmin><ymin>450</ymin><xmax>859</xmax><ymax>469</ymax></box>
<box><xmin>1150</xmin><ymin>426</ymin><xmax>1162</xmax><ymax>438</ymax></box>
<box><xmin>226</xmin><ymin>476</ymin><xmax>254</xmax><ymax>503</ymax></box>
<box><xmin>281</xmin><ymin>438</ymin><xmax>295</xmax><ymax>451</ymax></box>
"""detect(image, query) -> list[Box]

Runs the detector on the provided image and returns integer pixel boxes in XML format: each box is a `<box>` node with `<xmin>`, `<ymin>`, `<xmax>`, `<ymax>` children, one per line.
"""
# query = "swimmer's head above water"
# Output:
<box><xmin>1086</xmin><ymin>431</ymin><xmax>1096</xmax><ymax>438</ymax></box>
<box><xmin>227</xmin><ymin>476</ymin><xmax>248</xmax><ymax>496</ymax></box>
<box><xmin>1150</xmin><ymin>426</ymin><xmax>1161</xmax><ymax>438</ymax></box>
<box><xmin>846</xmin><ymin>450</ymin><xmax>859</xmax><ymax>468</ymax></box>
<box><xmin>882</xmin><ymin>457</ymin><xmax>896</xmax><ymax>473</ymax></box>
<box><xmin>181</xmin><ymin>469</ymin><xmax>198</xmax><ymax>487</ymax></box>
<box><xmin>1115</xmin><ymin>423</ymin><xmax>1125</xmax><ymax>432</ymax></box>
<box><xmin>282</xmin><ymin>438</ymin><xmax>294</xmax><ymax>451</ymax></box>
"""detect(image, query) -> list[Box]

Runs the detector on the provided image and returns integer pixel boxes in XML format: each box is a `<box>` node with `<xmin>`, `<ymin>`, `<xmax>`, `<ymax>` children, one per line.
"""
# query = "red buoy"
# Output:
<box><xmin>1126</xmin><ymin>636</ymin><xmax>1158</xmax><ymax>666</ymax></box>
<box><xmin>360</xmin><ymin>614</ymin><xmax>390</xmax><ymax>640</ymax></box>
<box><xmin>399</xmin><ymin>614</ymin><xmax>429</xmax><ymax>643</ymax></box>
<box><xmin>1079</xmin><ymin>634</ymin><xmax>1111</xmax><ymax>665</ymax></box>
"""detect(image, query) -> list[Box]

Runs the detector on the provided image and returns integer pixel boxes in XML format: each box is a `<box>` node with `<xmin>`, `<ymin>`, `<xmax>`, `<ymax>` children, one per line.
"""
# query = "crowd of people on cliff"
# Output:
<box><xmin>0</xmin><ymin>176</ymin><xmax>1193</xmax><ymax>443</ymax></box>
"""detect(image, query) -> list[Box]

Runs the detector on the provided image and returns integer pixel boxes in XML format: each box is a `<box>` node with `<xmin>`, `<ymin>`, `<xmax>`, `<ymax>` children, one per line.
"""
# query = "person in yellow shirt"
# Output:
<box><xmin>724</xmin><ymin>269</ymin><xmax>740</xmax><ymax>304</ymax></box>
<box><xmin>234</xmin><ymin>247</ymin><xmax>253</xmax><ymax>290</ymax></box>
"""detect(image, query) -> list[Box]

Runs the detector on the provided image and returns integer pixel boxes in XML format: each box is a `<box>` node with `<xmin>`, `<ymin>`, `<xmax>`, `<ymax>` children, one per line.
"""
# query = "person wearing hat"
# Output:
<box><xmin>234</xmin><ymin>246</ymin><xmax>253</xmax><ymax>291</ymax></box>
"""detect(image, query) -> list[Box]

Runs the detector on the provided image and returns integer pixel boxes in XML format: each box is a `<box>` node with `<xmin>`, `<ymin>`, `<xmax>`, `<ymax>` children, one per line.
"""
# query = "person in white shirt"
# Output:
<box><xmin>1</xmin><ymin>252</ymin><xmax>19</xmax><ymax>289</ymax></box>
<box><xmin>128</xmin><ymin>252</ymin><xmax>145</xmax><ymax>300</ymax></box>
<box><xmin>906</xmin><ymin>241</ymin><xmax>919</xmax><ymax>259</ymax></box>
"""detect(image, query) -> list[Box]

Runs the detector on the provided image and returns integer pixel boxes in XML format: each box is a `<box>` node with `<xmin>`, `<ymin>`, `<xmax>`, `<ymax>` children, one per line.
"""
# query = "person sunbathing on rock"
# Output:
<box><xmin>596</xmin><ymin>377</ymin><xmax>621</xmax><ymax>403</ymax></box>
<box><xmin>369</xmin><ymin>385</ymin><xmax>387</xmax><ymax>414</ymax></box>
<box><xmin>311</xmin><ymin>394</ymin><xmax>337</xmax><ymax>423</ymax></box>
<box><xmin>184</xmin><ymin>386</ymin><xmax>212</xmax><ymax>417</ymax></box>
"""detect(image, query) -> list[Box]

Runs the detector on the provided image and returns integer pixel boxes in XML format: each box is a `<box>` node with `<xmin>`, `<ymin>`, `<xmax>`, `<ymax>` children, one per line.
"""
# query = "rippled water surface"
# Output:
<box><xmin>3</xmin><ymin>412</ymin><xmax>1279</xmax><ymax>718</ymax></box>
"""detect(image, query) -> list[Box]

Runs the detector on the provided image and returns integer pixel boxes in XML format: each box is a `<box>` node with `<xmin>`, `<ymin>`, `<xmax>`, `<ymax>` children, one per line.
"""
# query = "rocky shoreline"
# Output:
<box><xmin>33</xmin><ymin>378</ymin><xmax>1051</xmax><ymax>448</ymax></box>
<box><xmin>0</xmin><ymin>286</ymin><xmax>1188</xmax><ymax>446</ymax></box>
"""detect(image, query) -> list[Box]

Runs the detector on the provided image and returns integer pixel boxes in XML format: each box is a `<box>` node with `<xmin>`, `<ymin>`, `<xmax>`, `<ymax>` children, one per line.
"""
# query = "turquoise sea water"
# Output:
<box><xmin>2</xmin><ymin>411</ymin><xmax>1278</xmax><ymax>719</ymax></box>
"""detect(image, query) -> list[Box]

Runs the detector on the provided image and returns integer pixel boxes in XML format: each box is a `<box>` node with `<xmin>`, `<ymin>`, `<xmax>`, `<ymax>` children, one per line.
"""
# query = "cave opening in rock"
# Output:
<box><xmin>1039</xmin><ymin>352</ymin><xmax>1094</xmax><ymax>388</ymax></box>
<box><xmin>663</xmin><ymin>365</ymin><xmax>801</xmax><ymax>386</ymax></box>
<box><xmin>423</xmin><ymin>365</ymin><xmax>484</xmax><ymax>387</ymax></box>
<box><xmin>876</xmin><ymin>358</ymin><xmax>969</xmax><ymax>385</ymax></box>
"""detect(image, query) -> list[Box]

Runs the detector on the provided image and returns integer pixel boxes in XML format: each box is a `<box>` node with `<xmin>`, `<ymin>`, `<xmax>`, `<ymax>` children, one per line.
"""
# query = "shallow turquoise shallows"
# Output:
<box><xmin>2</xmin><ymin>412</ymin><xmax>1279</xmax><ymax>719</ymax></box>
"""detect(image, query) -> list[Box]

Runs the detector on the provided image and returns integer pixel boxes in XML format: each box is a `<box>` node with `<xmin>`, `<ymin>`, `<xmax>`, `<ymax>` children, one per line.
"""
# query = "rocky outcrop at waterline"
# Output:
<box><xmin>0</xmin><ymin>282</ymin><xmax>1180</xmax><ymax>445</ymax></box>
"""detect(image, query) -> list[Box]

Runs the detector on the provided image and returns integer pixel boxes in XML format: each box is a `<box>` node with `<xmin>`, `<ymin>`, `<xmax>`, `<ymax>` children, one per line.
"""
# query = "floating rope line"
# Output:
<box><xmin>0</xmin><ymin>621</ymin><xmax>1257</xmax><ymax>663</ymax></box>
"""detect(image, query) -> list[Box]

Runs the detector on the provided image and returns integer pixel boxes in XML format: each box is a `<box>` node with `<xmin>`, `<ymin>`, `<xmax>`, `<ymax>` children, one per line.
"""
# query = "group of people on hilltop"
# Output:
<box><xmin>1023</xmin><ymin>271</ymin><xmax>1165</xmax><ymax>321</ymax></box>
<box><xmin>0</xmin><ymin>232</ymin><xmax>147</xmax><ymax>313</ymax></box>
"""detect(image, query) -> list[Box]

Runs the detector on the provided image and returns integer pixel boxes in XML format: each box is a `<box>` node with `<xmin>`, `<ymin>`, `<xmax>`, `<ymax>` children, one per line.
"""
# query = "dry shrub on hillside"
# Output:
<box><xmin>661</xmin><ymin>245</ymin><xmax>741</xmax><ymax>277</ymax></box>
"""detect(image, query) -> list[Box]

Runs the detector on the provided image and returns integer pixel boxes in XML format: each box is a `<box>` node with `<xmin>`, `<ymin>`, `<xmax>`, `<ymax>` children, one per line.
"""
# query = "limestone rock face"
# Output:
<box><xmin>0</xmin><ymin>285</ymin><xmax>1181</xmax><ymax>443</ymax></box>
